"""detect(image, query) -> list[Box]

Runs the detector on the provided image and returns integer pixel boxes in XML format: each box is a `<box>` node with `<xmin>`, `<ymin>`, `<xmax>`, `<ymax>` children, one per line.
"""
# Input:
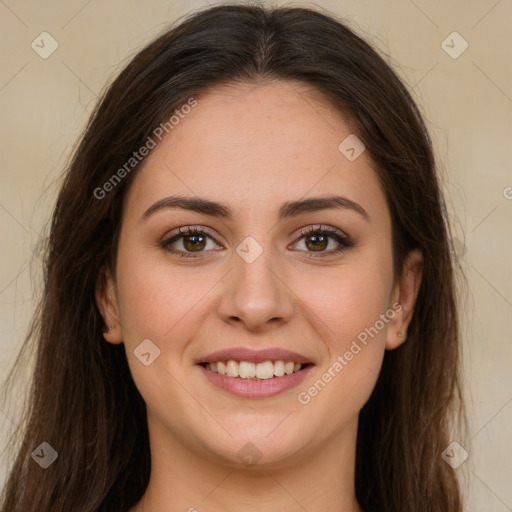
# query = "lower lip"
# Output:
<box><xmin>198</xmin><ymin>364</ymin><xmax>314</xmax><ymax>398</ymax></box>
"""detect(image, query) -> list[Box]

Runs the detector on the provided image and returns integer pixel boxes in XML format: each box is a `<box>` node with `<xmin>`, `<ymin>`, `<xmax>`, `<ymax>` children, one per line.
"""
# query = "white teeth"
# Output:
<box><xmin>217</xmin><ymin>361</ymin><xmax>227</xmax><ymax>376</ymax></box>
<box><xmin>273</xmin><ymin>360</ymin><xmax>285</xmax><ymax>377</ymax></box>
<box><xmin>239</xmin><ymin>361</ymin><xmax>256</xmax><ymax>378</ymax></box>
<box><xmin>204</xmin><ymin>359</ymin><xmax>305</xmax><ymax>379</ymax></box>
<box><xmin>256</xmin><ymin>361</ymin><xmax>274</xmax><ymax>380</ymax></box>
<box><xmin>226</xmin><ymin>360</ymin><xmax>239</xmax><ymax>377</ymax></box>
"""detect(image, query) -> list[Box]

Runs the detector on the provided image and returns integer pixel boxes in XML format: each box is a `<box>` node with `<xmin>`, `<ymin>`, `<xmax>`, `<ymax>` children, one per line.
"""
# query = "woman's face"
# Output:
<box><xmin>98</xmin><ymin>80</ymin><xmax>421</xmax><ymax>469</ymax></box>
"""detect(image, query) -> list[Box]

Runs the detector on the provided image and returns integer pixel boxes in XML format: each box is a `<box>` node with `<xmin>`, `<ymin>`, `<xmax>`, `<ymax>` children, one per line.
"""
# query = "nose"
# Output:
<box><xmin>217</xmin><ymin>243</ymin><xmax>294</xmax><ymax>332</ymax></box>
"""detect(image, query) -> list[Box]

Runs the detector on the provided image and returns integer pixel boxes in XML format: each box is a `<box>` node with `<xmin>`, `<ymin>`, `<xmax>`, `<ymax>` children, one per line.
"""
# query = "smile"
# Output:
<box><xmin>198</xmin><ymin>360</ymin><xmax>313</xmax><ymax>399</ymax></box>
<box><xmin>203</xmin><ymin>360</ymin><xmax>305</xmax><ymax>379</ymax></box>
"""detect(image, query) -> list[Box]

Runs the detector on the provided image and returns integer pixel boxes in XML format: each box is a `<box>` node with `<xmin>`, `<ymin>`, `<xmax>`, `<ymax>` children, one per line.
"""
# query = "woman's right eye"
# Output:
<box><xmin>160</xmin><ymin>227</ymin><xmax>223</xmax><ymax>258</ymax></box>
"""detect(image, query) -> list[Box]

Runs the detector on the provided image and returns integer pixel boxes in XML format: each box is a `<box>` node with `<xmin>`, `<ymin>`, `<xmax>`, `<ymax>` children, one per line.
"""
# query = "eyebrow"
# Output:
<box><xmin>141</xmin><ymin>194</ymin><xmax>369</xmax><ymax>222</ymax></box>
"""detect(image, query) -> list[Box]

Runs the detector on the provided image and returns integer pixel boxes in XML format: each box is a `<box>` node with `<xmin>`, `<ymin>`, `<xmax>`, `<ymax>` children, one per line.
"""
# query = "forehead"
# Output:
<box><xmin>124</xmin><ymin>80</ymin><xmax>389</xmax><ymax>225</ymax></box>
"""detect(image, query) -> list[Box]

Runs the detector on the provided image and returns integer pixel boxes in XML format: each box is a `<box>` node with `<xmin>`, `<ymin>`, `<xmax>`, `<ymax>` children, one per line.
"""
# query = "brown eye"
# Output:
<box><xmin>182</xmin><ymin>233</ymin><xmax>207</xmax><ymax>252</ymax></box>
<box><xmin>160</xmin><ymin>227</ymin><xmax>222</xmax><ymax>258</ymax></box>
<box><xmin>292</xmin><ymin>226</ymin><xmax>353</xmax><ymax>257</ymax></box>
<box><xmin>304</xmin><ymin>233</ymin><xmax>329</xmax><ymax>251</ymax></box>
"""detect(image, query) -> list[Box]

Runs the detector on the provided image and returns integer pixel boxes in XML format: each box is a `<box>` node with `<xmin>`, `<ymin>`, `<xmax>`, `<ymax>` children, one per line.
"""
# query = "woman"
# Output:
<box><xmin>0</xmin><ymin>4</ymin><xmax>466</xmax><ymax>511</ymax></box>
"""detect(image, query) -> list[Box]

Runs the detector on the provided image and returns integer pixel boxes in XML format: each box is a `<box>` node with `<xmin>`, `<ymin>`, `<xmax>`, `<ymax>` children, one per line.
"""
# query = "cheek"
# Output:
<box><xmin>293</xmin><ymin>253</ymin><xmax>393</xmax><ymax>416</ymax></box>
<box><xmin>299</xmin><ymin>258</ymin><xmax>393</xmax><ymax>353</ymax></box>
<box><xmin>115</xmin><ymin>240</ymin><xmax>217</xmax><ymax>344</ymax></box>
<box><xmin>113</xmin><ymin>245</ymin><xmax>213</xmax><ymax>413</ymax></box>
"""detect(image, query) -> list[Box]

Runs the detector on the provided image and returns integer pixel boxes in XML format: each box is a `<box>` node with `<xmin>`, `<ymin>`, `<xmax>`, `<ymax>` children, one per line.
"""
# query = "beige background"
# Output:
<box><xmin>0</xmin><ymin>0</ymin><xmax>511</xmax><ymax>509</ymax></box>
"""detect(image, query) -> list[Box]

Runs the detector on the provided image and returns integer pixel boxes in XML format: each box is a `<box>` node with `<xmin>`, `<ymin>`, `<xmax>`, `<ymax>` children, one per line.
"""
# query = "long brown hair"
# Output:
<box><xmin>1</xmin><ymin>4</ymin><xmax>466</xmax><ymax>511</ymax></box>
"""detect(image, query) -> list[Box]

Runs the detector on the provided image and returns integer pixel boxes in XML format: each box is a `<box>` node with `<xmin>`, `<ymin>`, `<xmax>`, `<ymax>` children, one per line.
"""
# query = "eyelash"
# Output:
<box><xmin>160</xmin><ymin>225</ymin><xmax>353</xmax><ymax>259</ymax></box>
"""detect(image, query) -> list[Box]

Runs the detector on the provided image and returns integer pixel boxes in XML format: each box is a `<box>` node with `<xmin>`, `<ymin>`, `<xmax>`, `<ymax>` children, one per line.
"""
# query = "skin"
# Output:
<box><xmin>97</xmin><ymin>80</ymin><xmax>423</xmax><ymax>512</ymax></box>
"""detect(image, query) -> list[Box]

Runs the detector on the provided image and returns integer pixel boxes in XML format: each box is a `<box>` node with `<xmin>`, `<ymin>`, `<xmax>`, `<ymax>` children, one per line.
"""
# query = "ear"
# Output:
<box><xmin>95</xmin><ymin>265</ymin><xmax>123</xmax><ymax>345</ymax></box>
<box><xmin>385</xmin><ymin>249</ymin><xmax>423</xmax><ymax>350</ymax></box>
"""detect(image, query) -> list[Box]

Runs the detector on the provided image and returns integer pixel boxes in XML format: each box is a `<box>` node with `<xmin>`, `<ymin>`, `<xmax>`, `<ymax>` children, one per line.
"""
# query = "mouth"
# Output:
<box><xmin>196</xmin><ymin>351</ymin><xmax>314</xmax><ymax>398</ymax></box>
<box><xmin>196</xmin><ymin>347</ymin><xmax>315</xmax><ymax>398</ymax></box>
<box><xmin>200</xmin><ymin>360</ymin><xmax>312</xmax><ymax>380</ymax></box>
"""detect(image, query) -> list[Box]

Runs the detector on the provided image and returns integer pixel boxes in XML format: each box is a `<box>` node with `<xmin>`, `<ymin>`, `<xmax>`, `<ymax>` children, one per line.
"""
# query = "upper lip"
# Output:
<box><xmin>196</xmin><ymin>347</ymin><xmax>313</xmax><ymax>365</ymax></box>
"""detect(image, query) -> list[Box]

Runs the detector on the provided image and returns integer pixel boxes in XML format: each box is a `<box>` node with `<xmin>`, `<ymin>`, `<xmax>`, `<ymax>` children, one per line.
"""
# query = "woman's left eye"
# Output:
<box><xmin>160</xmin><ymin>225</ymin><xmax>353</xmax><ymax>258</ymax></box>
<box><xmin>290</xmin><ymin>226</ymin><xmax>353</xmax><ymax>257</ymax></box>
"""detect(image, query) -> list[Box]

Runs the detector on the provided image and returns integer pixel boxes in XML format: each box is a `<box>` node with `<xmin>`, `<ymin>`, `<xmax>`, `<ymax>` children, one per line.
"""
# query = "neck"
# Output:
<box><xmin>132</xmin><ymin>415</ymin><xmax>363</xmax><ymax>512</ymax></box>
